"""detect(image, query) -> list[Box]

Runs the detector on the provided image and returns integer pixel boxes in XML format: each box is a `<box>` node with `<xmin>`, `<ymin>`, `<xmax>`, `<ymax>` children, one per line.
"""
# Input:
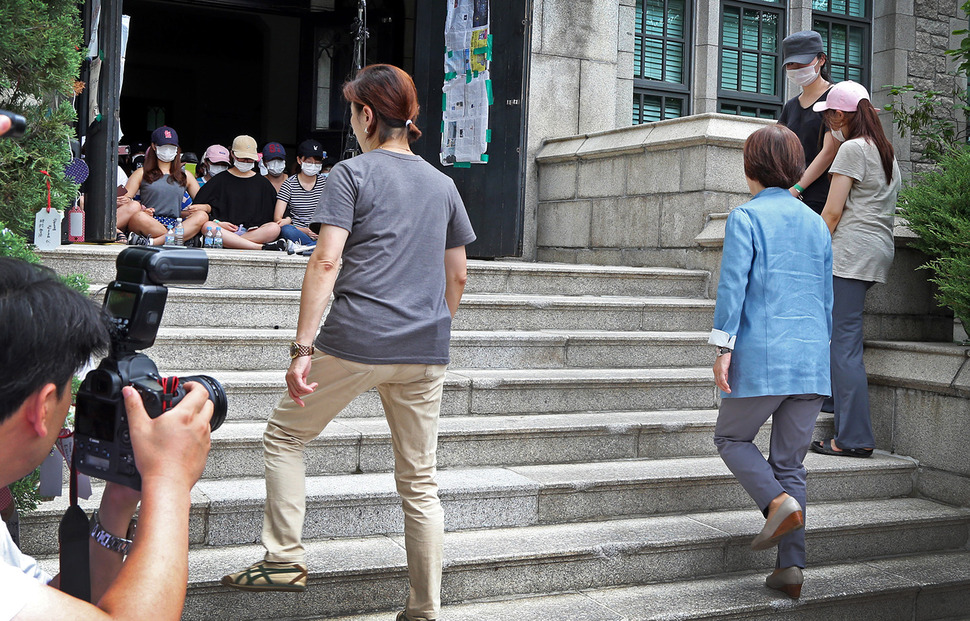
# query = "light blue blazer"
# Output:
<box><xmin>709</xmin><ymin>187</ymin><xmax>833</xmax><ymax>399</ymax></box>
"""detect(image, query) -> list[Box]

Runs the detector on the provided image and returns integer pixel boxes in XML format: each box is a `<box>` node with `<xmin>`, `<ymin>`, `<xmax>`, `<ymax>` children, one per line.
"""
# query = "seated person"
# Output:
<box><xmin>262</xmin><ymin>142</ymin><xmax>288</xmax><ymax>194</ymax></box>
<box><xmin>0</xmin><ymin>257</ymin><xmax>213</xmax><ymax>621</ymax></box>
<box><xmin>197</xmin><ymin>144</ymin><xmax>230</xmax><ymax>187</ymax></box>
<box><xmin>190</xmin><ymin>135</ymin><xmax>290</xmax><ymax>252</ymax></box>
<box><xmin>273</xmin><ymin>139</ymin><xmax>327</xmax><ymax>247</ymax></box>
<box><xmin>124</xmin><ymin>126</ymin><xmax>208</xmax><ymax>246</ymax></box>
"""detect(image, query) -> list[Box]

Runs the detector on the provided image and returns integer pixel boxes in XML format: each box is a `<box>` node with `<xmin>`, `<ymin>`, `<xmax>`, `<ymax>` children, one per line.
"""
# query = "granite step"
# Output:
<box><xmin>321</xmin><ymin>550</ymin><xmax>970</xmax><ymax>621</ymax></box>
<box><xmin>148</xmin><ymin>328</ymin><xmax>712</xmax><ymax>371</ymax></box>
<box><xmin>185</xmin><ymin>367</ymin><xmax>717</xmax><ymax>422</ymax></box>
<box><xmin>18</xmin><ymin>453</ymin><xmax>914</xmax><ymax>556</ymax></box>
<box><xmin>198</xmin><ymin>410</ymin><xmax>834</xmax><ymax>480</ymax></box>
<box><xmin>133</xmin><ymin>288</ymin><xmax>715</xmax><ymax>331</ymax></box>
<box><xmin>152</xmin><ymin>498</ymin><xmax>967</xmax><ymax>619</ymax></box>
<box><xmin>41</xmin><ymin>246</ymin><xmax>709</xmax><ymax>297</ymax></box>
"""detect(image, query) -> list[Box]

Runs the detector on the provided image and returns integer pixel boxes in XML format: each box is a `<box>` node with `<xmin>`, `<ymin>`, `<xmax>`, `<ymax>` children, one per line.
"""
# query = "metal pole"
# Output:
<box><xmin>341</xmin><ymin>0</ymin><xmax>367</xmax><ymax>160</ymax></box>
<box><xmin>84</xmin><ymin>0</ymin><xmax>122</xmax><ymax>242</ymax></box>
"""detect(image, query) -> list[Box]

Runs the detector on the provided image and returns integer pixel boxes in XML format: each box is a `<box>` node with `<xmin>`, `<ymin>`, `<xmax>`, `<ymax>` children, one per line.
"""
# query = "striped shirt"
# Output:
<box><xmin>277</xmin><ymin>174</ymin><xmax>326</xmax><ymax>228</ymax></box>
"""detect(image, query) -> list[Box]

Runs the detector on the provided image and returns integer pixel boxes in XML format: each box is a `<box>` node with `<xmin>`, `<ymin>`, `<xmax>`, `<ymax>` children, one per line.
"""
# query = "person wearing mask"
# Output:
<box><xmin>124</xmin><ymin>126</ymin><xmax>208</xmax><ymax>246</ymax></box>
<box><xmin>197</xmin><ymin>145</ymin><xmax>231</xmax><ymax>187</ymax></box>
<box><xmin>0</xmin><ymin>258</ymin><xmax>214</xmax><ymax>621</ymax></box>
<box><xmin>221</xmin><ymin>65</ymin><xmax>476</xmax><ymax>621</ymax></box>
<box><xmin>191</xmin><ymin>135</ymin><xmax>291</xmax><ymax>252</ymax></box>
<box><xmin>778</xmin><ymin>30</ymin><xmax>840</xmax><ymax>216</ymax></box>
<box><xmin>273</xmin><ymin>139</ymin><xmax>327</xmax><ymax>247</ymax></box>
<box><xmin>711</xmin><ymin>124</ymin><xmax>833</xmax><ymax>600</ymax></box>
<box><xmin>262</xmin><ymin>142</ymin><xmax>289</xmax><ymax>194</ymax></box>
<box><xmin>810</xmin><ymin>81</ymin><xmax>901</xmax><ymax>459</ymax></box>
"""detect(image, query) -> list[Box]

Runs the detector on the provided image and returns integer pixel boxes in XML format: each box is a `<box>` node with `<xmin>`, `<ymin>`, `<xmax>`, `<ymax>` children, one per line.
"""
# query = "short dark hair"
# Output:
<box><xmin>743</xmin><ymin>125</ymin><xmax>806</xmax><ymax>189</ymax></box>
<box><xmin>0</xmin><ymin>259</ymin><xmax>109</xmax><ymax>423</ymax></box>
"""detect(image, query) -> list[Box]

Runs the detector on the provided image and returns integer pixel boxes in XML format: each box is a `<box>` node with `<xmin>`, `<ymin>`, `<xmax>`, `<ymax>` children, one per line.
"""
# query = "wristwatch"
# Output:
<box><xmin>289</xmin><ymin>341</ymin><xmax>315</xmax><ymax>359</ymax></box>
<box><xmin>90</xmin><ymin>510</ymin><xmax>134</xmax><ymax>556</ymax></box>
<box><xmin>716</xmin><ymin>346</ymin><xmax>733</xmax><ymax>357</ymax></box>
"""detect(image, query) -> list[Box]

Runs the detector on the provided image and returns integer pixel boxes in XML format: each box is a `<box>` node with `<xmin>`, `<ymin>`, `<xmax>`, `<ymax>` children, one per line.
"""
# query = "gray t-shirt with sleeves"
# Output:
<box><xmin>311</xmin><ymin>149</ymin><xmax>476</xmax><ymax>364</ymax></box>
<box><xmin>828</xmin><ymin>138</ymin><xmax>901</xmax><ymax>284</ymax></box>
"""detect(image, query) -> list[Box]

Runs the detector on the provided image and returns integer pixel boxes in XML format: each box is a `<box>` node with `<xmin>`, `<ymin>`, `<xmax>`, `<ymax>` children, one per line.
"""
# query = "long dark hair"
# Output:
<box><xmin>143</xmin><ymin>144</ymin><xmax>188</xmax><ymax>187</ymax></box>
<box><xmin>342</xmin><ymin>64</ymin><xmax>422</xmax><ymax>145</ymax></box>
<box><xmin>816</xmin><ymin>53</ymin><xmax>831</xmax><ymax>83</ymax></box>
<box><xmin>829</xmin><ymin>101</ymin><xmax>896</xmax><ymax>183</ymax></box>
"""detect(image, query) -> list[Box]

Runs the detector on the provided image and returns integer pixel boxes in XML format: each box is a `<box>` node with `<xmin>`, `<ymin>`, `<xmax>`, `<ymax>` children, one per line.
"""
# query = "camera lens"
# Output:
<box><xmin>179</xmin><ymin>375</ymin><xmax>227</xmax><ymax>432</ymax></box>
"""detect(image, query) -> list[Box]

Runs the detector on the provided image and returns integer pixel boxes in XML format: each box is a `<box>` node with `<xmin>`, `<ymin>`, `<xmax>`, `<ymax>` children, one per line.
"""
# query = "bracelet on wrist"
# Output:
<box><xmin>716</xmin><ymin>346</ymin><xmax>733</xmax><ymax>357</ymax></box>
<box><xmin>792</xmin><ymin>183</ymin><xmax>805</xmax><ymax>194</ymax></box>
<box><xmin>90</xmin><ymin>510</ymin><xmax>136</xmax><ymax>556</ymax></box>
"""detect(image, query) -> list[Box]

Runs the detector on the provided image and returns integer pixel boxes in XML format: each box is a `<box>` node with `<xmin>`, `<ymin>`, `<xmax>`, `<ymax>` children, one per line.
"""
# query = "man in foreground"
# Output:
<box><xmin>0</xmin><ymin>257</ymin><xmax>213</xmax><ymax>620</ymax></box>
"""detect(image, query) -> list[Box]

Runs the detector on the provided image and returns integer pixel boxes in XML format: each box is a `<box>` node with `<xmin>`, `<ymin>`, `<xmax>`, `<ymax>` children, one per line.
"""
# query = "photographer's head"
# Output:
<box><xmin>0</xmin><ymin>258</ymin><xmax>109</xmax><ymax>483</ymax></box>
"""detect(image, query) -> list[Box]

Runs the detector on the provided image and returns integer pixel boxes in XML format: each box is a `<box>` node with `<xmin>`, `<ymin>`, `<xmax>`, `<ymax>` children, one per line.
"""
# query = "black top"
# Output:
<box><xmin>778</xmin><ymin>87</ymin><xmax>831</xmax><ymax>214</ymax></box>
<box><xmin>193</xmin><ymin>172</ymin><xmax>277</xmax><ymax>228</ymax></box>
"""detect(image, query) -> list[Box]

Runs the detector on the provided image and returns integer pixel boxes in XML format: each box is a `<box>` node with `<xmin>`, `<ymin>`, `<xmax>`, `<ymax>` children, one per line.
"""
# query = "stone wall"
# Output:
<box><xmin>535</xmin><ymin>114</ymin><xmax>954</xmax><ymax>341</ymax></box>
<box><xmin>866</xmin><ymin>342</ymin><xmax>970</xmax><ymax>507</ymax></box>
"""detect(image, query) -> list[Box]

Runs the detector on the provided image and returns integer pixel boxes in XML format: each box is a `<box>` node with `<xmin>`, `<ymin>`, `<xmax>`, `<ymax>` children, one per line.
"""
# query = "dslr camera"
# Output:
<box><xmin>75</xmin><ymin>246</ymin><xmax>228</xmax><ymax>490</ymax></box>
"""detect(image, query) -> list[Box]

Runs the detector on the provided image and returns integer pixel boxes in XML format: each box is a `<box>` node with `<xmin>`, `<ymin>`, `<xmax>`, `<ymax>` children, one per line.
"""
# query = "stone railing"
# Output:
<box><xmin>535</xmin><ymin>113</ymin><xmax>953</xmax><ymax>342</ymax></box>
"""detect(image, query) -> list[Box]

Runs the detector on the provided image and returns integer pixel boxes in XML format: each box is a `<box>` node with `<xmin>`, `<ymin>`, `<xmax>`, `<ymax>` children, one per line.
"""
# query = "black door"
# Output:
<box><xmin>413</xmin><ymin>0</ymin><xmax>531</xmax><ymax>258</ymax></box>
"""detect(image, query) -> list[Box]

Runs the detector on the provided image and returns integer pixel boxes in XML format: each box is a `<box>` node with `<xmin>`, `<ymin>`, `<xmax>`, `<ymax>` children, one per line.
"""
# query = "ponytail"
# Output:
<box><xmin>846</xmin><ymin>100</ymin><xmax>895</xmax><ymax>184</ymax></box>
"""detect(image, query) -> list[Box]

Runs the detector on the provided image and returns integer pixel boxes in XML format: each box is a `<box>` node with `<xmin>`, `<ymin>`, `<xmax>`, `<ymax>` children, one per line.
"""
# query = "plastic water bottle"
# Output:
<box><xmin>204</xmin><ymin>226</ymin><xmax>214</xmax><ymax>248</ymax></box>
<box><xmin>214</xmin><ymin>227</ymin><xmax>223</xmax><ymax>249</ymax></box>
<box><xmin>174</xmin><ymin>217</ymin><xmax>184</xmax><ymax>246</ymax></box>
<box><xmin>164</xmin><ymin>225</ymin><xmax>175</xmax><ymax>246</ymax></box>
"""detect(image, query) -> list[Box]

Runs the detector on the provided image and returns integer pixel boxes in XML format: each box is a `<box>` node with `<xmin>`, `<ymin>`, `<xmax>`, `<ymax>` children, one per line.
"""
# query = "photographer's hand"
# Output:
<box><xmin>0</xmin><ymin>114</ymin><xmax>11</xmax><ymax>136</ymax></box>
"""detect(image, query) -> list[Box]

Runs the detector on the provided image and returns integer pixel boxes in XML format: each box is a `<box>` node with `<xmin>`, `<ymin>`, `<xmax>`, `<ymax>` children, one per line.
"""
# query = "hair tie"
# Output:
<box><xmin>405</xmin><ymin>119</ymin><xmax>413</xmax><ymax>128</ymax></box>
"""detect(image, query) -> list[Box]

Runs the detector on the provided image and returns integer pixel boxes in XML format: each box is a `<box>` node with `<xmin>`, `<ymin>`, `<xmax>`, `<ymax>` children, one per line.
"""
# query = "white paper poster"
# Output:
<box><xmin>441</xmin><ymin>0</ymin><xmax>492</xmax><ymax>167</ymax></box>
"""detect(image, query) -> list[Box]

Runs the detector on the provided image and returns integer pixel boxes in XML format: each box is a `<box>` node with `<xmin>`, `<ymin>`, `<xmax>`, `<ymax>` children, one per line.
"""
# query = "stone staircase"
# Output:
<box><xmin>26</xmin><ymin>245</ymin><xmax>970</xmax><ymax>620</ymax></box>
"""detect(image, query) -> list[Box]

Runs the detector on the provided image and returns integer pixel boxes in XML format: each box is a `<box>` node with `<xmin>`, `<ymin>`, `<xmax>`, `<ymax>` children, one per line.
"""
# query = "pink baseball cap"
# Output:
<box><xmin>813</xmin><ymin>81</ymin><xmax>871</xmax><ymax>113</ymax></box>
<box><xmin>204</xmin><ymin>144</ymin><xmax>230</xmax><ymax>164</ymax></box>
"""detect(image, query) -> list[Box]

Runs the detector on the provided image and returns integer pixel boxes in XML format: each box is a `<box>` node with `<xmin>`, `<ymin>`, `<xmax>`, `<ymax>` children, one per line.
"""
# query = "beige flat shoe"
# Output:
<box><xmin>751</xmin><ymin>496</ymin><xmax>804</xmax><ymax>551</ymax></box>
<box><xmin>766</xmin><ymin>566</ymin><xmax>803</xmax><ymax>599</ymax></box>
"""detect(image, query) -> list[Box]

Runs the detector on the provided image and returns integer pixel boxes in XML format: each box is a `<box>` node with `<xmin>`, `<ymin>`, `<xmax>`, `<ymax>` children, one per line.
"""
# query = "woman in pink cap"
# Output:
<box><xmin>809</xmin><ymin>81</ymin><xmax>901</xmax><ymax>459</ymax></box>
<box><xmin>197</xmin><ymin>144</ymin><xmax>231</xmax><ymax>186</ymax></box>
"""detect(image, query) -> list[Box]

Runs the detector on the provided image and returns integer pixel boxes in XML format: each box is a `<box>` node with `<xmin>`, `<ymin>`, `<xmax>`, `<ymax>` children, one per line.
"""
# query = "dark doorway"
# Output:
<box><xmin>413</xmin><ymin>0</ymin><xmax>531</xmax><ymax>257</ymax></box>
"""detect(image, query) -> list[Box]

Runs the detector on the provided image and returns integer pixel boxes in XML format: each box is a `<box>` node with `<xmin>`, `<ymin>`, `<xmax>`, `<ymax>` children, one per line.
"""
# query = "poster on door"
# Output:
<box><xmin>441</xmin><ymin>0</ymin><xmax>492</xmax><ymax>167</ymax></box>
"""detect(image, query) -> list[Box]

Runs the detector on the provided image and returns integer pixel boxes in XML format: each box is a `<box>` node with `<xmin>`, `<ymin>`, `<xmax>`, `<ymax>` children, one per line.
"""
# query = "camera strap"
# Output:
<box><xmin>58</xmin><ymin>451</ymin><xmax>91</xmax><ymax>602</ymax></box>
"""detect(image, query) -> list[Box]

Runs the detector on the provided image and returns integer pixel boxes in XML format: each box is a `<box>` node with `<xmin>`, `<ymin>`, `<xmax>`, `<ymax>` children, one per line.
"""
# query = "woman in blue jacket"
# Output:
<box><xmin>710</xmin><ymin>125</ymin><xmax>833</xmax><ymax>599</ymax></box>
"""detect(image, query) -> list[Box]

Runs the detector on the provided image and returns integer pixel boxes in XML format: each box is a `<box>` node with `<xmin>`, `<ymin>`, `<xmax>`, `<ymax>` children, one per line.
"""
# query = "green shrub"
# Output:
<box><xmin>0</xmin><ymin>0</ymin><xmax>85</xmax><ymax>236</ymax></box>
<box><xmin>899</xmin><ymin>146</ymin><xmax>970</xmax><ymax>335</ymax></box>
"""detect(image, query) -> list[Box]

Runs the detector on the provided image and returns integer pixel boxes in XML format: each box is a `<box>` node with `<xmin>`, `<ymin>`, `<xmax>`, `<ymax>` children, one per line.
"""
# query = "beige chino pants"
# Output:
<box><xmin>261</xmin><ymin>352</ymin><xmax>447</xmax><ymax>619</ymax></box>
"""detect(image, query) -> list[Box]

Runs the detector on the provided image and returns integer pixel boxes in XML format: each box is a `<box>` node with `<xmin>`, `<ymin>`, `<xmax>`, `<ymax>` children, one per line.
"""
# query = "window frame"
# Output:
<box><xmin>632</xmin><ymin>0</ymin><xmax>693</xmax><ymax>124</ymax></box>
<box><xmin>812</xmin><ymin>0</ymin><xmax>872</xmax><ymax>90</ymax></box>
<box><xmin>717</xmin><ymin>0</ymin><xmax>786</xmax><ymax>119</ymax></box>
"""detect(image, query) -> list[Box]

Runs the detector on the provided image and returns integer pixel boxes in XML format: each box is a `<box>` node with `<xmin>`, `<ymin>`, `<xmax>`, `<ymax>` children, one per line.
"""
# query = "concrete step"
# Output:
<box><xmin>93</xmin><ymin>497</ymin><xmax>966</xmax><ymax>620</ymax></box>
<box><xmin>19</xmin><ymin>453</ymin><xmax>914</xmax><ymax>556</ymax></box>
<box><xmin>189</xmin><ymin>367</ymin><xmax>717</xmax><ymax>422</ymax></box>
<box><xmin>148</xmin><ymin>328</ymin><xmax>713</xmax><ymax>371</ymax></box>
<box><xmin>321</xmin><ymin>550</ymin><xmax>970</xmax><ymax>621</ymax></box>
<box><xmin>140</xmin><ymin>288</ymin><xmax>715</xmax><ymax>331</ymax></box>
<box><xmin>197</xmin><ymin>410</ymin><xmax>834</xmax><ymax>480</ymax></box>
<box><xmin>41</xmin><ymin>245</ymin><xmax>710</xmax><ymax>297</ymax></box>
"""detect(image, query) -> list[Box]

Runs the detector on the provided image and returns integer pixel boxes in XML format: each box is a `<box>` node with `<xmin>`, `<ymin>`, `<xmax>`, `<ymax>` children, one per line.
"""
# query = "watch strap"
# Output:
<box><xmin>90</xmin><ymin>510</ymin><xmax>133</xmax><ymax>555</ymax></box>
<box><xmin>290</xmin><ymin>341</ymin><xmax>315</xmax><ymax>359</ymax></box>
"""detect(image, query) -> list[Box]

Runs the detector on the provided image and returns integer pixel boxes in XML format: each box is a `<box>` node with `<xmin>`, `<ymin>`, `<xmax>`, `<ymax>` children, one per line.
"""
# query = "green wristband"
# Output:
<box><xmin>793</xmin><ymin>184</ymin><xmax>805</xmax><ymax>193</ymax></box>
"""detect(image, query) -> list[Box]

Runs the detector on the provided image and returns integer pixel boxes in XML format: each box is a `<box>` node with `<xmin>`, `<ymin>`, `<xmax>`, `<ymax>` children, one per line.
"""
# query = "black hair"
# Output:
<box><xmin>0</xmin><ymin>259</ymin><xmax>110</xmax><ymax>423</ymax></box>
<box><xmin>817</xmin><ymin>53</ymin><xmax>831</xmax><ymax>83</ymax></box>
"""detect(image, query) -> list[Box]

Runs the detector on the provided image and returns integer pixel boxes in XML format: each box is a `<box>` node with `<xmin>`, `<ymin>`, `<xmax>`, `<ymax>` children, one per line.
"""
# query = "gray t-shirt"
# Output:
<box><xmin>828</xmin><ymin>138</ymin><xmax>901</xmax><ymax>284</ymax></box>
<box><xmin>139</xmin><ymin>173</ymin><xmax>186</xmax><ymax>218</ymax></box>
<box><xmin>311</xmin><ymin>149</ymin><xmax>476</xmax><ymax>364</ymax></box>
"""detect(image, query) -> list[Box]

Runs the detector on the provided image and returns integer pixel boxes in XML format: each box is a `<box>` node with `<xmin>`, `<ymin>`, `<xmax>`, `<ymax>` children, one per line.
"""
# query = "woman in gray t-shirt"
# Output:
<box><xmin>221</xmin><ymin>66</ymin><xmax>476</xmax><ymax>620</ymax></box>
<box><xmin>810</xmin><ymin>81</ymin><xmax>901</xmax><ymax>459</ymax></box>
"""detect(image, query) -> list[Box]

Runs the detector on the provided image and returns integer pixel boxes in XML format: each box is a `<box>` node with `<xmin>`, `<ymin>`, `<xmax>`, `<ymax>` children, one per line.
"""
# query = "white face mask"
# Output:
<box><xmin>156</xmin><ymin>145</ymin><xmax>178</xmax><ymax>162</ymax></box>
<box><xmin>234</xmin><ymin>161</ymin><xmax>255</xmax><ymax>173</ymax></box>
<box><xmin>301</xmin><ymin>162</ymin><xmax>323</xmax><ymax>176</ymax></box>
<box><xmin>832</xmin><ymin>128</ymin><xmax>846</xmax><ymax>143</ymax></box>
<box><xmin>267</xmin><ymin>161</ymin><xmax>286</xmax><ymax>176</ymax></box>
<box><xmin>786</xmin><ymin>59</ymin><xmax>820</xmax><ymax>87</ymax></box>
<box><xmin>208</xmin><ymin>163</ymin><xmax>228</xmax><ymax>176</ymax></box>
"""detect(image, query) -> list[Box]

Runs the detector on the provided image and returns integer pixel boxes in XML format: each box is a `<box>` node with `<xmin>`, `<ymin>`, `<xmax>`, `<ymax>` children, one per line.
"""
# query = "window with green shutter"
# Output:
<box><xmin>632</xmin><ymin>0</ymin><xmax>692</xmax><ymax>124</ymax></box>
<box><xmin>718</xmin><ymin>1</ymin><xmax>785</xmax><ymax>119</ymax></box>
<box><xmin>813</xmin><ymin>0</ymin><xmax>871</xmax><ymax>88</ymax></box>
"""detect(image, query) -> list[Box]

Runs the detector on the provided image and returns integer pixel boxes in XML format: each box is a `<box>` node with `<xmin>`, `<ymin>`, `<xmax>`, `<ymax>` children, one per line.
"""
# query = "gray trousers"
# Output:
<box><xmin>714</xmin><ymin>394</ymin><xmax>823</xmax><ymax>569</ymax></box>
<box><xmin>831</xmin><ymin>276</ymin><xmax>875</xmax><ymax>449</ymax></box>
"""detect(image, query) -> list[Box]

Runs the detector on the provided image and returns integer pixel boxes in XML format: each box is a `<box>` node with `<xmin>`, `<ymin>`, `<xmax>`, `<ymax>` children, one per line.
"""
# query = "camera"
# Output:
<box><xmin>0</xmin><ymin>109</ymin><xmax>26</xmax><ymax>138</ymax></box>
<box><xmin>75</xmin><ymin>246</ymin><xmax>228</xmax><ymax>490</ymax></box>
